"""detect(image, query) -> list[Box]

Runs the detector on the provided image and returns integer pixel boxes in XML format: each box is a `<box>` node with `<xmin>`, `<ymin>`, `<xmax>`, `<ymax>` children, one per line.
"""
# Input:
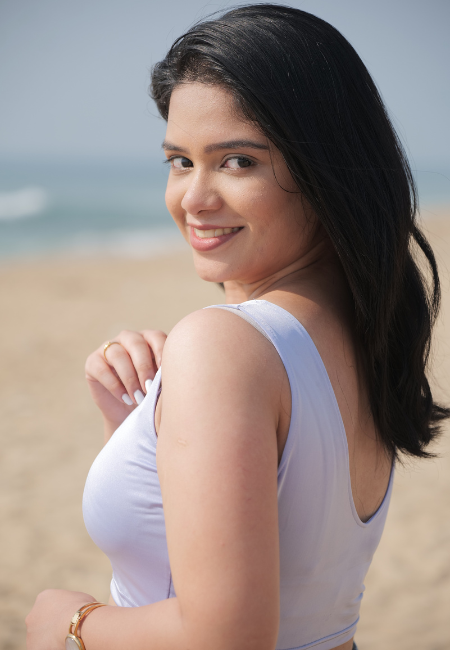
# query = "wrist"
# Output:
<box><xmin>103</xmin><ymin>417</ymin><xmax>123</xmax><ymax>439</ymax></box>
<box><xmin>102</xmin><ymin>413</ymin><xmax>123</xmax><ymax>428</ymax></box>
<box><xmin>66</xmin><ymin>601</ymin><xmax>107</xmax><ymax>649</ymax></box>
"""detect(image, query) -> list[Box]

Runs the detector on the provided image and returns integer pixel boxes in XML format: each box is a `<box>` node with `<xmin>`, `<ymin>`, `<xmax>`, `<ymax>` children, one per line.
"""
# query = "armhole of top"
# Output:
<box><xmin>148</xmin><ymin>369</ymin><xmax>162</xmax><ymax>441</ymax></box>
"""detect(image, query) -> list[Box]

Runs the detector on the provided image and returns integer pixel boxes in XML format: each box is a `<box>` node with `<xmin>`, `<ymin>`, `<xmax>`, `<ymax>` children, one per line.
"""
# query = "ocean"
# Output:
<box><xmin>0</xmin><ymin>158</ymin><xmax>449</xmax><ymax>261</ymax></box>
<box><xmin>0</xmin><ymin>158</ymin><xmax>183</xmax><ymax>261</ymax></box>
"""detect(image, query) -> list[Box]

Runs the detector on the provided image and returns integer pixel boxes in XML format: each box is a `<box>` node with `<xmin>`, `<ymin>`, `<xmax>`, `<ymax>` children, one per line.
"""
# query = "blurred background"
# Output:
<box><xmin>1</xmin><ymin>1</ymin><xmax>449</xmax><ymax>648</ymax></box>
<box><xmin>1</xmin><ymin>0</ymin><xmax>450</xmax><ymax>258</ymax></box>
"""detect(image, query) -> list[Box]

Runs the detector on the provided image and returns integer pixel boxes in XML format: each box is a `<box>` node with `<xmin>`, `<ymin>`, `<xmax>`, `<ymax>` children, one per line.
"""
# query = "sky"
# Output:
<box><xmin>0</xmin><ymin>0</ymin><xmax>449</xmax><ymax>167</ymax></box>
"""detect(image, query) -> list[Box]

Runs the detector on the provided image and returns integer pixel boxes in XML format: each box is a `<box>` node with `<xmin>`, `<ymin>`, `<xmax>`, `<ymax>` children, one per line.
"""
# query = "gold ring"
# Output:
<box><xmin>103</xmin><ymin>341</ymin><xmax>122</xmax><ymax>362</ymax></box>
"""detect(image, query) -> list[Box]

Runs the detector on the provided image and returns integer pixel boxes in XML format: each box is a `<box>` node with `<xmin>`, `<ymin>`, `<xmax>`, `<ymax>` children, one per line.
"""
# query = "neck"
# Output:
<box><xmin>223</xmin><ymin>238</ymin><xmax>341</xmax><ymax>305</ymax></box>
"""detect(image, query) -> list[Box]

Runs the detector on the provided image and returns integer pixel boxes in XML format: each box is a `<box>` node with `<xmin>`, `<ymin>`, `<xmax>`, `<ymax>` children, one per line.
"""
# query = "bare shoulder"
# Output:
<box><xmin>161</xmin><ymin>307</ymin><xmax>286</xmax><ymax>408</ymax></box>
<box><xmin>155</xmin><ymin>308</ymin><xmax>290</xmax><ymax>449</ymax></box>
<box><xmin>164</xmin><ymin>307</ymin><xmax>282</xmax><ymax>378</ymax></box>
<box><xmin>166</xmin><ymin>306</ymin><xmax>265</xmax><ymax>346</ymax></box>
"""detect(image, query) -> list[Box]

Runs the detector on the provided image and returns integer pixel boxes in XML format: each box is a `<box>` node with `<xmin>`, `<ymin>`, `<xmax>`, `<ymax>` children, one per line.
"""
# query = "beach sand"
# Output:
<box><xmin>1</xmin><ymin>213</ymin><xmax>449</xmax><ymax>649</ymax></box>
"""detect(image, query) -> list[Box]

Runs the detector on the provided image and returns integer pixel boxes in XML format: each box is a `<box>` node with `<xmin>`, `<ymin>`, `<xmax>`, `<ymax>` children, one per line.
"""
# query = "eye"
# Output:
<box><xmin>167</xmin><ymin>156</ymin><xmax>193</xmax><ymax>170</ymax></box>
<box><xmin>223</xmin><ymin>156</ymin><xmax>254</xmax><ymax>170</ymax></box>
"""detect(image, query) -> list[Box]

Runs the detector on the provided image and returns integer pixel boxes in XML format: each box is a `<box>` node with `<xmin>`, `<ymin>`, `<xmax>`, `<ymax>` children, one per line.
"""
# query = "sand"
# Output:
<box><xmin>1</xmin><ymin>214</ymin><xmax>449</xmax><ymax>649</ymax></box>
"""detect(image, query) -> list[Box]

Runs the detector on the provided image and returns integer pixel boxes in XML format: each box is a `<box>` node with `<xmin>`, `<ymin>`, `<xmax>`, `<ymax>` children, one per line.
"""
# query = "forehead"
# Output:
<box><xmin>166</xmin><ymin>82</ymin><xmax>262</xmax><ymax>144</ymax></box>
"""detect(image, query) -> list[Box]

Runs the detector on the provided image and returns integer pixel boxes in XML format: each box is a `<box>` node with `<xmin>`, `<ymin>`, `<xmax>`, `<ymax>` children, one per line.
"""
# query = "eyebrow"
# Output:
<box><xmin>162</xmin><ymin>139</ymin><xmax>269</xmax><ymax>154</ymax></box>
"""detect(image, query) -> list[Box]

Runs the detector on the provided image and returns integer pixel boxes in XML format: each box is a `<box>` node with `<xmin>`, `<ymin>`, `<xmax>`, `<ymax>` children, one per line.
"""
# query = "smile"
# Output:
<box><xmin>189</xmin><ymin>225</ymin><xmax>243</xmax><ymax>252</ymax></box>
<box><xmin>193</xmin><ymin>227</ymin><xmax>240</xmax><ymax>239</ymax></box>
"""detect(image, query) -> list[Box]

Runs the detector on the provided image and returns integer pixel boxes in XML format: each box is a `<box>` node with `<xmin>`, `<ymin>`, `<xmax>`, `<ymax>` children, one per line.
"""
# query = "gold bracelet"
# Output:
<box><xmin>65</xmin><ymin>602</ymin><xmax>107</xmax><ymax>650</ymax></box>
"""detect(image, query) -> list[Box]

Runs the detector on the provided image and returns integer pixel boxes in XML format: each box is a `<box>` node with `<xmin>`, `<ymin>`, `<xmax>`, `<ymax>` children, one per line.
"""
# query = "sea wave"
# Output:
<box><xmin>60</xmin><ymin>228</ymin><xmax>187</xmax><ymax>258</ymax></box>
<box><xmin>0</xmin><ymin>187</ymin><xmax>48</xmax><ymax>220</ymax></box>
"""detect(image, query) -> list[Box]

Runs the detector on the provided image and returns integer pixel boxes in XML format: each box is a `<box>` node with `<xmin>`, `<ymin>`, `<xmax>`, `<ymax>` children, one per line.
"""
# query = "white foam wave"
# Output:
<box><xmin>62</xmin><ymin>228</ymin><xmax>187</xmax><ymax>259</ymax></box>
<box><xmin>0</xmin><ymin>186</ymin><xmax>48</xmax><ymax>220</ymax></box>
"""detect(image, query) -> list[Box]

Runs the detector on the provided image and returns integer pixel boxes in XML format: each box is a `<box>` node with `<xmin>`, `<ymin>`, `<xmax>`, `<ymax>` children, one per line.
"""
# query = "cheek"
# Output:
<box><xmin>233</xmin><ymin>180</ymin><xmax>296</xmax><ymax>233</ymax></box>
<box><xmin>248</xmin><ymin>190</ymin><xmax>307</xmax><ymax>259</ymax></box>
<box><xmin>224</xmin><ymin>178</ymin><xmax>276</xmax><ymax>226</ymax></box>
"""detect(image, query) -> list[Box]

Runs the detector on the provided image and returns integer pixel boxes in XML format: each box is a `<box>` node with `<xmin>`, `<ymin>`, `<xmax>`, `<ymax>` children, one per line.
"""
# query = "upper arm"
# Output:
<box><xmin>157</xmin><ymin>308</ymin><xmax>284</xmax><ymax>650</ymax></box>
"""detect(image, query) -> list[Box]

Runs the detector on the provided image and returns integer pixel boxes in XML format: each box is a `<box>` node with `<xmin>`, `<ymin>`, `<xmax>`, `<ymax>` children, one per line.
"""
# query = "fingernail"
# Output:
<box><xmin>122</xmin><ymin>394</ymin><xmax>133</xmax><ymax>406</ymax></box>
<box><xmin>145</xmin><ymin>379</ymin><xmax>153</xmax><ymax>393</ymax></box>
<box><xmin>134</xmin><ymin>390</ymin><xmax>145</xmax><ymax>405</ymax></box>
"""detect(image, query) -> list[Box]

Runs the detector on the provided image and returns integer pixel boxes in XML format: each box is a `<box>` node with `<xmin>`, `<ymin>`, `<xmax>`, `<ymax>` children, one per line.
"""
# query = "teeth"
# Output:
<box><xmin>194</xmin><ymin>227</ymin><xmax>240</xmax><ymax>239</ymax></box>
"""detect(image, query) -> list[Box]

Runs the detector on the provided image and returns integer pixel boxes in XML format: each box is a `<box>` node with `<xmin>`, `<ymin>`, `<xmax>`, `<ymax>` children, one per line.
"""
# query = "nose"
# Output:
<box><xmin>180</xmin><ymin>169</ymin><xmax>223</xmax><ymax>216</ymax></box>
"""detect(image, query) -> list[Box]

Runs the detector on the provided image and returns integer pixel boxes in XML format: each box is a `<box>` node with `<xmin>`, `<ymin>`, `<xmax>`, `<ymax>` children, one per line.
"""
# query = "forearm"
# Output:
<box><xmin>79</xmin><ymin>594</ymin><xmax>272</xmax><ymax>650</ymax></box>
<box><xmin>81</xmin><ymin>597</ymin><xmax>186</xmax><ymax>650</ymax></box>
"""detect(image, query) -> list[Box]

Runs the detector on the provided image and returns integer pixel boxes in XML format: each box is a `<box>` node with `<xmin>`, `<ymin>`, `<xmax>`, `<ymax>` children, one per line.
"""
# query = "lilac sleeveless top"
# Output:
<box><xmin>83</xmin><ymin>300</ymin><xmax>394</xmax><ymax>650</ymax></box>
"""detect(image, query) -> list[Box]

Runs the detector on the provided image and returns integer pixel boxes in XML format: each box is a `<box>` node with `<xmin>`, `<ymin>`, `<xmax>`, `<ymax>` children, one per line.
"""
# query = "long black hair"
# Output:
<box><xmin>150</xmin><ymin>4</ymin><xmax>449</xmax><ymax>459</ymax></box>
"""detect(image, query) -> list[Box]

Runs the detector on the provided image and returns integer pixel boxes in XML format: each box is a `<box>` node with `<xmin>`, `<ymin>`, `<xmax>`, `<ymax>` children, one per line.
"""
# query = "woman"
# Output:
<box><xmin>26</xmin><ymin>5</ymin><xmax>448</xmax><ymax>650</ymax></box>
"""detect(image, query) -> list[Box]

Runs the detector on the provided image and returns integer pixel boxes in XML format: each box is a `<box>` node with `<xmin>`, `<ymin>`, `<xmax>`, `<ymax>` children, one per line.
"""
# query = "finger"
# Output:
<box><xmin>85</xmin><ymin>351</ymin><xmax>135</xmax><ymax>406</ymax></box>
<box><xmin>140</xmin><ymin>330</ymin><xmax>167</xmax><ymax>369</ymax></box>
<box><xmin>103</xmin><ymin>342</ymin><xmax>145</xmax><ymax>405</ymax></box>
<box><xmin>116</xmin><ymin>330</ymin><xmax>159</xmax><ymax>393</ymax></box>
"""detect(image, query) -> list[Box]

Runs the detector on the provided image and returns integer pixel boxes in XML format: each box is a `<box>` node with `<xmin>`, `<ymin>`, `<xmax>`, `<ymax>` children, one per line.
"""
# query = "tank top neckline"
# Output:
<box><xmin>227</xmin><ymin>299</ymin><xmax>395</xmax><ymax>529</ymax></box>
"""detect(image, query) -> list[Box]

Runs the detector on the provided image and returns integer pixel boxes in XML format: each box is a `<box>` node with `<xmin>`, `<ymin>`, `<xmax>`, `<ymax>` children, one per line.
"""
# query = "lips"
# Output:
<box><xmin>189</xmin><ymin>225</ymin><xmax>242</xmax><ymax>252</ymax></box>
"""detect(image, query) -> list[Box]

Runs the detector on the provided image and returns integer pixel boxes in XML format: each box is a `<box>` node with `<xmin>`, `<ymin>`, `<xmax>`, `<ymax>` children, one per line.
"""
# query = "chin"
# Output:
<box><xmin>192</xmin><ymin>257</ymin><xmax>235</xmax><ymax>284</ymax></box>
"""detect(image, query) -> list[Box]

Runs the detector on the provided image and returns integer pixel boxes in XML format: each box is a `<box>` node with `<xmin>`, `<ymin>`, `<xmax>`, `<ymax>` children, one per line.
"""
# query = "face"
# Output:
<box><xmin>164</xmin><ymin>82</ymin><xmax>318</xmax><ymax>287</ymax></box>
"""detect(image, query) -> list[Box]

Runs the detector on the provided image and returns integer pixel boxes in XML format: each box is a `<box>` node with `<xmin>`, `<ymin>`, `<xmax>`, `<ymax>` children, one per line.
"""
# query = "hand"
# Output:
<box><xmin>85</xmin><ymin>329</ymin><xmax>167</xmax><ymax>429</ymax></box>
<box><xmin>26</xmin><ymin>589</ymin><xmax>97</xmax><ymax>650</ymax></box>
